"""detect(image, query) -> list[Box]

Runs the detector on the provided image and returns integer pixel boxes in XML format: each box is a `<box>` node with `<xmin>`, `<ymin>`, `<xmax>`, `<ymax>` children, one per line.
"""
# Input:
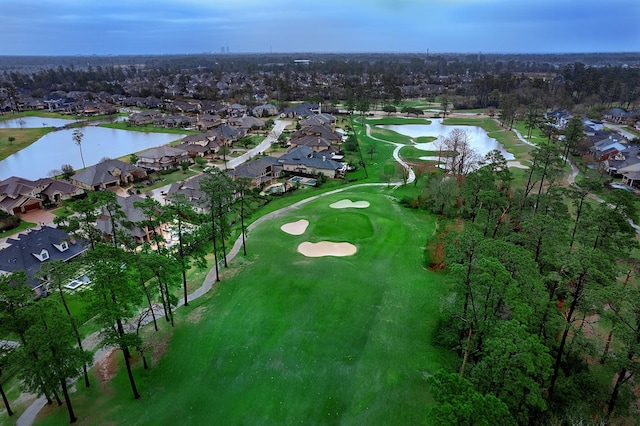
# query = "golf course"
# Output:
<box><xmin>35</xmin><ymin>186</ymin><xmax>453</xmax><ymax>425</ymax></box>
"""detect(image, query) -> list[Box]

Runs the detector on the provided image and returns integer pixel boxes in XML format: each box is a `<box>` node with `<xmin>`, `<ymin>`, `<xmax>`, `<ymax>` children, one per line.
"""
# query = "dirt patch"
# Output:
<box><xmin>186</xmin><ymin>306</ymin><xmax>207</xmax><ymax>324</ymax></box>
<box><xmin>95</xmin><ymin>347</ymin><xmax>118</xmax><ymax>386</ymax></box>
<box><xmin>297</xmin><ymin>241</ymin><xmax>357</xmax><ymax>257</ymax></box>
<box><xmin>280</xmin><ymin>219</ymin><xmax>309</xmax><ymax>235</ymax></box>
<box><xmin>329</xmin><ymin>199</ymin><xmax>370</xmax><ymax>209</ymax></box>
<box><xmin>151</xmin><ymin>338</ymin><xmax>169</xmax><ymax>365</ymax></box>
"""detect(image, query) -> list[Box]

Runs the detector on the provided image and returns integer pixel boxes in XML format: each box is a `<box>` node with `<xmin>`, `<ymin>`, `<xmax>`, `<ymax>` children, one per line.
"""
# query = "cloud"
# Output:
<box><xmin>1</xmin><ymin>0</ymin><xmax>637</xmax><ymax>55</ymax></box>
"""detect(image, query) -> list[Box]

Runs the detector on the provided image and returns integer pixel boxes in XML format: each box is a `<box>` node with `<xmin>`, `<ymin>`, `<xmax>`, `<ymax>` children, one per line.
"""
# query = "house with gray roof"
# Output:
<box><xmin>252</xmin><ymin>104</ymin><xmax>278</xmax><ymax>117</ymax></box>
<box><xmin>0</xmin><ymin>176</ymin><xmax>83</xmax><ymax>215</ymax></box>
<box><xmin>70</xmin><ymin>160</ymin><xmax>148</xmax><ymax>191</ymax></box>
<box><xmin>604</xmin><ymin>145</ymin><xmax>640</xmax><ymax>176</ymax></box>
<box><xmin>590</xmin><ymin>135</ymin><xmax>627</xmax><ymax>161</ymax></box>
<box><xmin>228</xmin><ymin>116</ymin><xmax>264</xmax><ymax>131</ymax></box>
<box><xmin>278</xmin><ymin>146</ymin><xmax>346</xmax><ymax>178</ymax></box>
<box><xmin>227</xmin><ymin>157</ymin><xmax>281</xmax><ymax>189</ymax></box>
<box><xmin>0</xmin><ymin>226</ymin><xmax>88</xmax><ymax>293</ymax></box>
<box><xmin>136</xmin><ymin>146</ymin><xmax>191</xmax><ymax>171</ymax></box>
<box><xmin>282</xmin><ymin>103</ymin><xmax>318</xmax><ymax>119</ymax></box>
<box><xmin>95</xmin><ymin>195</ymin><xmax>162</xmax><ymax>245</ymax></box>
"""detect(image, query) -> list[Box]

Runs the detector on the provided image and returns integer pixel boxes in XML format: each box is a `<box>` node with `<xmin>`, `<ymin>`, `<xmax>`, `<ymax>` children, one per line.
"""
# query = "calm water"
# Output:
<box><xmin>0</xmin><ymin>117</ymin><xmax>79</xmax><ymax>128</ymax></box>
<box><xmin>0</xmin><ymin>126</ymin><xmax>185</xmax><ymax>181</ymax></box>
<box><xmin>380</xmin><ymin>119</ymin><xmax>515</xmax><ymax>160</ymax></box>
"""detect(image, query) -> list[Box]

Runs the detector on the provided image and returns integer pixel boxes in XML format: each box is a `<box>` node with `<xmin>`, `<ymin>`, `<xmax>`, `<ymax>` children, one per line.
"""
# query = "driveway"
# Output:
<box><xmin>603</xmin><ymin>122</ymin><xmax>638</xmax><ymax>140</ymax></box>
<box><xmin>221</xmin><ymin>119</ymin><xmax>290</xmax><ymax>170</ymax></box>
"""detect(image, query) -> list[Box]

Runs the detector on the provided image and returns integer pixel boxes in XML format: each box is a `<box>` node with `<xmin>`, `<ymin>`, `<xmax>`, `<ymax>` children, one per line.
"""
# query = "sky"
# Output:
<box><xmin>2</xmin><ymin>0</ymin><xmax>639</xmax><ymax>56</ymax></box>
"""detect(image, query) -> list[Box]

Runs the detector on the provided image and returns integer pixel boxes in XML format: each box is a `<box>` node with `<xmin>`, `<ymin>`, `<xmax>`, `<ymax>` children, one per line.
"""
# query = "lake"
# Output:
<box><xmin>0</xmin><ymin>125</ymin><xmax>185</xmax><ymax>181</ymax></box>
<box><xmin>0</xmin><ymin>117</ymin><xmax>79</xmax><ymax>128</ymax></box>
<box><xmin>380</xmin><ymin>119</ymin><xmax>514</xmax><ymax>160</ymax></box>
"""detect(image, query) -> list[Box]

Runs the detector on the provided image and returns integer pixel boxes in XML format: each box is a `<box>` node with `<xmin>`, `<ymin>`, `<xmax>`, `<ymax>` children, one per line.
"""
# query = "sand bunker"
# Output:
<box><xmin>280</xmin><ymin>219</ymin><xmax>309</xmax><ymax>235</ymax></box>
<box><xmin>297</xmin><ymin>241</ymin><xmax>357</xmax><ymax>257</ymax></box>
<box><xmin>330</xmin><ymin>199</ymin><xmax>370</xmax><ymax>209</ymax></box>
<box><xmin>507</xmin><ymin>161</ymin><xmax>529</xmax><ymax>169</ymax></box>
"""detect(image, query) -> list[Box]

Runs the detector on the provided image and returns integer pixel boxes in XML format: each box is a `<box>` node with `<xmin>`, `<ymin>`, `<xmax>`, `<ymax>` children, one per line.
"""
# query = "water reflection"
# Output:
<box><xmin>0</xmin><ymin>126</ymin><xmax>184</xmax><ymax>181</ymax></box>
<box><xmin>380</xmin><ymin>119</ymin><xmax>514</xmax><ymax>160</ymax></box>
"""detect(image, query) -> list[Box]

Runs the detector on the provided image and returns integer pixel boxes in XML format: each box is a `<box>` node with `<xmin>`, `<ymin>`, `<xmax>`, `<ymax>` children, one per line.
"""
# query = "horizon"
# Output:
<box><xmin>3</xmin><ymin>0</ymin><xmax>639</xmax><ymax>56</ymax></box>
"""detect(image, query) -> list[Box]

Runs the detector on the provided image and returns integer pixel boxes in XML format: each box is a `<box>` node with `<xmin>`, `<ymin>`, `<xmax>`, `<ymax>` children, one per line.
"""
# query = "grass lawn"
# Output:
<box><xmin>0</xmin><ymin>220</ymin><xmax>36</xmax><ymax>238</ymax></box>
<box><xmin>99</xmin><ymin>122</ymin><xmax>199</xmax><ymax>136</ymax></box>
<box><xmin>366</xmin><ymin>117</ymin><xmax>432</xmax><ymax>126</ymax></box>
<box><xmin>0</xmin><ymin>128</ymin><xmax>52</xmax><ymax>161</ymax></box>
<box><xmin>33</xmin><ymin>187</ymin><xmax>454</xmax><ymax>425</ymax></box>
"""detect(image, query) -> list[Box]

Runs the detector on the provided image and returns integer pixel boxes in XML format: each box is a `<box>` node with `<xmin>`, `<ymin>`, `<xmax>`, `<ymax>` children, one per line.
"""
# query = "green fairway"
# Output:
<box><xmin>35</xmin><ymin>186</ymin><xmax>453</xmax><ymax>425</ymax></box>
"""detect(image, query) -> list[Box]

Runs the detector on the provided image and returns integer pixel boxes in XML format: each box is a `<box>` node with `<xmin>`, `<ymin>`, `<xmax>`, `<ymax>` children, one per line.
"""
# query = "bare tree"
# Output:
<box><xmin>439</xmin><ymin>129</ymin><xmax>480</xmax><ymax>178</ymax></box>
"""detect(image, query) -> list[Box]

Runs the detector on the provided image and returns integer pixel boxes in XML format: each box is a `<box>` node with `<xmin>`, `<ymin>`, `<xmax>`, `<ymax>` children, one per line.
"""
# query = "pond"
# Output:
<box><xmin>0</xmin><ymin>117</ymin><xmax>80</xmax><ymax>128</ymax></box>
<box><xmin>0</xmin><ymin>125</ymin><xmax>185</xmax><ymax>181</ymax></box>
<box><xmin>380</xmin><ymin>119</ymin><xmax>514</xmax><ymax>161</ymax></box>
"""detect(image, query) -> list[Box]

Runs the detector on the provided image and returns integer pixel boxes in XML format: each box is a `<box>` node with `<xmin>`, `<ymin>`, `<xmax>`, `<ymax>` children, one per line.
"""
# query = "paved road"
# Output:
<box><xmin>220</xmin><ymin>119</ymin><xmax>289</xmax><ymax>170</ymax></box>
<box><xmin>603</xmin><ymin>122</ymin><xmax>638</xmax><ymax>140</ymax></box>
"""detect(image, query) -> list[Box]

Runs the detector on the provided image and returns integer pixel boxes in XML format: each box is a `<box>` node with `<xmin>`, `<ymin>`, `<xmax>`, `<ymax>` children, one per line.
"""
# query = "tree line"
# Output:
<box><xmin>0</xmin><ymin>169</ymin><xmax>255</xmax><ymax>423</ymax></box>
<box><xmin>407</xmin><ymin>140</ymin><xmax>640</xmax><ymax>424</ymax></box>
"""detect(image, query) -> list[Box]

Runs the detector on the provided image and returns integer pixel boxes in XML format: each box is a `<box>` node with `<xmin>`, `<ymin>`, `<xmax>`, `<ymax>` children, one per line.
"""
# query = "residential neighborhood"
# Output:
<box><xmin>1</xmin><ymin>51</ymin><xmax>640</xmax><ymax>425</ymax></box>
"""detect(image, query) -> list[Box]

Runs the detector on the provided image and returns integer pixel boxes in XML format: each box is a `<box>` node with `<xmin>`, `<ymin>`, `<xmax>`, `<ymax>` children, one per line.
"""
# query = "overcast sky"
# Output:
<box><xmin>3</xmin><ymin>0</ymin><xmax>639</xmax><ymax>56</ymax></box>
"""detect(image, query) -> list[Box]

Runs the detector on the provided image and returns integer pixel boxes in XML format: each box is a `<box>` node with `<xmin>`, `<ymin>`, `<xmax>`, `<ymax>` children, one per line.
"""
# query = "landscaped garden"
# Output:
<box><xmin>33</xmin><ymin>186</ymin><xmax>454</xmax><ymax>425</ymax></box>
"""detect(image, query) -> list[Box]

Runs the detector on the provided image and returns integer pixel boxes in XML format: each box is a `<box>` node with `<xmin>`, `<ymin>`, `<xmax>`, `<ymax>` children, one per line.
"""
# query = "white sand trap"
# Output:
<box><xmin>507</xmin><ymin>161</ymin><xmax>529</xmax><ymax>169</ymax></box>
<box><xmin>297</xmin><ymin>241</ymin><xmax>357</xmax><ymax>257</ymax></box>
<box><xmin>280</xmin><ymin>219</ymin><xmax>309</xmax><ymax>235</ymax></box>
<box><xmin>330</xmin><ymin>199</ymin><xmax>370</xmax><ymax>209</ymax></box>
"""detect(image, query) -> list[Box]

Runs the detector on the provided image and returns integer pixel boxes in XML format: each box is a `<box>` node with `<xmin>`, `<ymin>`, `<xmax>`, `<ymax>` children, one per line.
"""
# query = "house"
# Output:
<box><xmin>129</xmin><ymin>111</ymin><xmax>161</xmax><ymax>126</ymax></box>
<box><xmin>195</xmin><ymin>114</ymin><xmax>222</xmax><ymax>131</ymax></box>
<box><xmin>228</xmin><ymin>116</ymin><xmax>264</xmax><ymax>131</ymax></box>
<box><xmin>604</xmin><ymin>108</ymin><xmax>631</xmax><ymax>124</ymax></box>
<box><xmin>178</xmin><ymin>132</ymin><xmax>221</xmax><ymax>155</ymax></box>
<box><xmin>95</xmin><ymin>195</ymin><xmax>162</xmax><ymax>245</ymax></box>
<box><xmin>605</xmin><ymin>145</ymin><xmax>640</xmax><ymax>176</ymax></box>
<box><xmin>277</xmin><ymin>146</ymin><xmax>346</xmax><ymax>178</ymax></box>
<box><xmin>621</xmin><ymin>171</ymin><xmax>640</xmax><ymax>190</ymax></box>
<box><xmin>0</xmin><ymin>226</ymin><xmax>88</xmax><ymax>293</ymax></box>
<box><xmin>290</xmin><ymin>124</ymin><xmax>342</xmax><ymax>145</ymax></box>
<box><xmin>70</xmin><ymin>160</ymin><xmax>148</xmax><ymax>191</ymax></box>
<box><xmin>282</xmin><ymin>103</ymin><xmax>318</xmax><ymax>119</ymax></box>
<box><xmin>136</xmin><ymin>146</ymin><xmax>191</xmax><ymax>171</ymax></box>
<box><xmin>227</xmin><ymin>157</ymin><xmax>281</xmax><ymax>189</ymax></box>
<box><xmin>166</xmin><ymin>175</ymin><xmax>208</xmax><ymax>212</ymax></box>
<box><xmin>0</xmin><ymin>176</ymin><xmax>83</xmax><ymax>215</ymax></box>
<box><xmin>0</xmin><ymin>177</ymin><xmax>45</xmax><ymax>214</ymax></box>
<box><xmin>252</xmin><ymin>104</ymin><xmax>278</xmax><ymax>117</ymax></box>
<box><xmin>300</xmin><ymin>113</ymin><xmax>337</xmax><ymax>128</ymax></box>
<box><xmin>545</xmin><ymin>110</ymin><xmax>572</xmax><ymax>129</ymax></box>
<box><xmin>229</xmin><ymin>103</ymin><xmax>247</xmax><ymax>117</ymax></box>
<box><xmin>288</xmin><ymin>135</ymin><xmax>339</xmax><ymax>154</ymax></box>
<box><xmin>210</xmin><ymin>124</ymin><xmax>245</xmax><ymax>146</ymax></box>
<box><xmin>590</xmin><ymin>135</ymin><xmax>627</xmax><ymax>161</ymax></box>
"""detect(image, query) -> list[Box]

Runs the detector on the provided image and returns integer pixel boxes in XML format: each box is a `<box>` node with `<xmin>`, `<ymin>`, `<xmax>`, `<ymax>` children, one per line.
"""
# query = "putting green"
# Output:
<box><xmin>311</xmin><ymin>211</ymin><xmax>374</xmax><ymax>241</ymax></box>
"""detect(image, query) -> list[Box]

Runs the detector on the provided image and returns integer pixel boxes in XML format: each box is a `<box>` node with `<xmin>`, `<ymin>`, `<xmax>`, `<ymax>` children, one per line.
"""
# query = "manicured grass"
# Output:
<box><xmin>366</xmin><ymin>117</ymin><xmax>432</xmax><ymax>126</ymax></box>
<box><xmin>139</xmin><ymin>169</ymin><xmax>200</xmax><ymax>192</ymax></box>
<box><xmin>368</xmin><ymin>126</ymin><xmax>414</xmax><ymax>144</ymax></box>
<box><xmin>0</xmin><ymin>220</ymin><xmax>36</xmax><ymax>238</ymax></box>
<box><xmin>415</xmin><ymin>136</ymin><xmax>437</xmax><ymax>144</ymax></box>
<box><xmin>0</xmin><ymin>128</ymin><xmax>52</xmax><ymax>161</ymax></box>
<box><xmin>99</xmin><ymin>122</ymin><xmax>199</xmax><ymax>136</ymax></box>
<box><xmin>34</xmin><ymin>187</ymin><xmax>453</xmax><ymax>426</ymax></box>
